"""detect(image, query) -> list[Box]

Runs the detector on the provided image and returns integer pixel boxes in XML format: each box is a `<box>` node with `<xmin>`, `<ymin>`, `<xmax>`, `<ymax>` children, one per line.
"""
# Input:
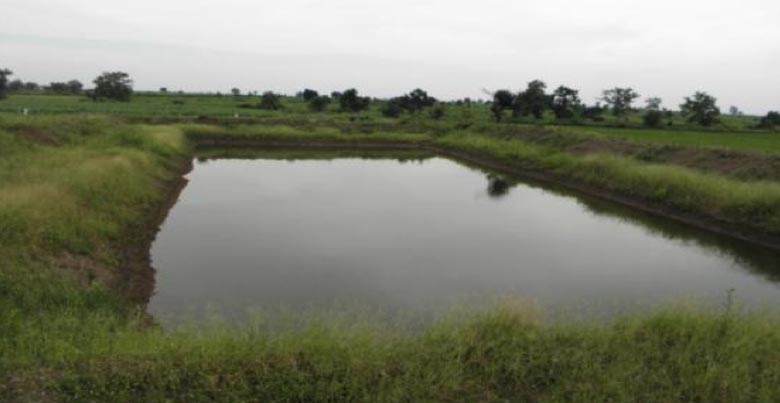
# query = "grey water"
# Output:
<box><xmin>148</xmin><ymin>150</ymin><xmax>780</xmax><ymax>324</ymax></box>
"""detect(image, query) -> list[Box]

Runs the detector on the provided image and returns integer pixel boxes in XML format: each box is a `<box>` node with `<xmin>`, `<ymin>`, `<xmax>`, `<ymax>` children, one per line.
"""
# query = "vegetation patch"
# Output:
<box><xmin>3</xmin><ymin>114</ymin><xmax>780</xmax><ymax>401</ymax></box>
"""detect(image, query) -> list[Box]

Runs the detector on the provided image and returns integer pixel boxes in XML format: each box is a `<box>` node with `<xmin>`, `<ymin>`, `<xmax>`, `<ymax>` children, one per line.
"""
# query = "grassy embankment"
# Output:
<box><xmin>4</xmin><ymin>114</ymin><xmax>780</xmax><ymax>400</ymax></box>
<box><xmin>184</xmin><ymin>124</ymin><xmax>780</xmax><ymax>242</ymax></box>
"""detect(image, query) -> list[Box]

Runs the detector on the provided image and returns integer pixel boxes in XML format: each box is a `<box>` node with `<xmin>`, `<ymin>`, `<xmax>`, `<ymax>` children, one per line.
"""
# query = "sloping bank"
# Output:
<box><xmin>184</xmin><ymin>124</ymin><xmax>780</xmax><ymax>250</ymax></box>
<box><xmin>5</xmin><ymin>117</ymin><xmax>780</xmax><ymax>401</ymax></box>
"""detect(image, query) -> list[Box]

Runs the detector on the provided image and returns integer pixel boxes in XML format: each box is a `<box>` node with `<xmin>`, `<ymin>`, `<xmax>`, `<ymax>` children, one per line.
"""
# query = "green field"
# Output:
<box><xmin>2</xmin><ymin>96</ymin><xmax>780</xmax><ymax>401</ymax></box>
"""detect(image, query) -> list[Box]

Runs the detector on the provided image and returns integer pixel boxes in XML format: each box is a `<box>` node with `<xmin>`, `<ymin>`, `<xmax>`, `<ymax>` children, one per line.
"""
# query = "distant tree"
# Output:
<box><xmin>23</xmin><ymin>82</ymin><xmax>40</xmax><ymax>91</ymax></box>
<box><xmin>159</xmin><ymin>87</ymin><xmax>168</xmax><ymax>93</ymax></box>
<box><xmin>67</xmin><ymin>80</ymin><xmax>83</xmax><ymax>94</ymax></box>
<box><xmin>491</xmin><ymin>90</ymin><xmax>514</xmax><ymax>122</ymax></box>
<box><xmin>758</xmin><ymin>111</ymin><xmax>780</xmax><ymax>129</ymax></box>
<box><xmin>645</xmin><ymin>97</ymin><xmax>662</xmax><ymax>111</ymax></box>
<box><xmin>729</xmin><ymin>106</ymin><xmax>742</xmax><ymax>116</ymax></box>
<box><xmin>601</xmin><ymin>87</ymin><xmax>640</xmax><ymax>118</ymax></box>
<box><xmin>551</xmin><ymin>86</ymin><xmax>581</xmax><ymax>120</ymax></box>
<box><xmin>429</xmin><ymin>105</ymin><xmax>446</xmax><ymax>120</ymax></box>
<box><xmin>582</xmin><ymin>103</ymin><xmax>606</xmax><ymax>122</ymax></box>
<box><xmin>258</xmin><ymin>91</ymin><xmax>282</xmax><ymax>110</ymax></box>
<box><xmin>514</xmin><ymin>80</ymin><xmax>548</xmax><ymax>119</ymax></box>
<box><xmin>680</xmin><ymin>91</ymin><xmax>720</xmax><ymax>127</ymax></box>
<box><xmin>7</xmin><ymin>79</ymin><xmax>23</xmax><ymax>92</ymax></box>
<box><xmin>47</xmin><ymin>82</ymin><xmax>71</xmax><ymax>94</ymax></box>
<box><xmin>643</xmin><ymin>97</ymin><xmax>664</xmax><ymax>127</ymax></box>
<box><xmin>330</xmin><ymin>91</ymin><xmax>342</xmax><ymax>99</ymax></box>
<box><xmin>302</xmin><ymin>89</ymin><xmax>319</xmax><ymax>101</ymax></box>
<box><xmin>231</xmin><ymin>88</ymin><xmax>241</xmax><ymax>96</ymax></box>
<box><xmin>0</xmin><ymin>69</ymin><xmax>13</xmax><ymax>99</ymax></box>
<box><xmin>397</xmin><ymin>88</ymin><xmax>436</xmax><ymax>114</ymax></box>
<box><xmin>308</xmin><ymin>95</ymin><xmax>331</xmax><ymax>112</ymax></box>
<box><xmin>381</xmin><ymin>98</ymin><xmax>404</xmax><ymax>118</ymax></box>
<box><xmin>92</xmin><ymin>72</ymin><xmax>133</xmax><ymax>101</ymax></box>
<box><xmin>338</xmin><ymin>88</ymin><xmax>370</xmax><ymax>112</ymax></box>
<box><xmin>48</xmin><ymin>81</ymin><xmax>82</xmax><ymax>95</ymax></box>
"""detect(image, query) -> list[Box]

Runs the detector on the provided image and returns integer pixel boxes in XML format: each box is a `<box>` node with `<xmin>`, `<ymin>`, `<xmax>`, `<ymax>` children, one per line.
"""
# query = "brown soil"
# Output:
<box><xmin>15</xmin><ymin>127</ymin><xmax>61</xmax><ymax>146</ymax></box>
<box><xmin>51</xmin><ymin>158</ymin><xmax>194</xmax><ymax>309</ymax></box>
<box><xmin>114</xmin><ymin>158</ymin><xmax>194</xmax><ymax>308</ymax></box>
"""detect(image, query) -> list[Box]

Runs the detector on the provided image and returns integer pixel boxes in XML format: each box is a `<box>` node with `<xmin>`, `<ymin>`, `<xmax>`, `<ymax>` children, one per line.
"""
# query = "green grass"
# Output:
<box><xmin>10</xmin><ymin>303</ymin><xmax>780</xmax><ymax>402</ymax></box>
<box><xmin>434</xmin><ymin>132</ymin><xmax>780</xmax><ymax>233</ymax></box>
<box><xmin>4</xmin><ymin>114</ymin><xmax>780</xmax><ymax>400</ymax></box>
<box><xmin>552</xmin><ymin>125</ymin><xmax>780</xmax><ymax>154</ymax></box>
<box><xmin>182</xmin><ymin>124</ymin><xmax>780</xmax><ymax>236</ymax></box>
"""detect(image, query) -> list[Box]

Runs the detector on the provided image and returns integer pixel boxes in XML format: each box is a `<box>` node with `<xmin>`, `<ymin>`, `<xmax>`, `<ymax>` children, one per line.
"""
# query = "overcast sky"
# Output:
<box><xmin>2</xmin><ymin>0</ymin><xmax>779</xmax><ymax>113</ymax></box>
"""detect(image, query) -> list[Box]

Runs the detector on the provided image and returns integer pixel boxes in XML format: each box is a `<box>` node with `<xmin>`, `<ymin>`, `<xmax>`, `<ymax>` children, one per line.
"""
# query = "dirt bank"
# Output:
<box><xmin>115</xmin><ymin>157</ymin><xmax>194</xmax><ymax>307</ymax></box>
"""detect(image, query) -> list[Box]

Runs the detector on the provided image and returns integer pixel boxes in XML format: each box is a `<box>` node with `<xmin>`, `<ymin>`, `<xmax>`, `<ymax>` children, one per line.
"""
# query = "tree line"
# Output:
<box><xmin>489</xmin><ymin>80</ymin><xmax>730</xmax><ymax>128</ymax></box>
<box><xmin>1</xmin><ymin>68</ymin><xmax>777</xmax><ymax>129</ymax></box>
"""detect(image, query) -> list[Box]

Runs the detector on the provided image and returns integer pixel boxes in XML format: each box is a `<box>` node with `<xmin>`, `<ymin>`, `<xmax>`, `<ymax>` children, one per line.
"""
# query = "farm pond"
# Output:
<box><xmin>148</xmin><ymin>149</ymin><xmax>780</xmax><ymax>324</ymax></box>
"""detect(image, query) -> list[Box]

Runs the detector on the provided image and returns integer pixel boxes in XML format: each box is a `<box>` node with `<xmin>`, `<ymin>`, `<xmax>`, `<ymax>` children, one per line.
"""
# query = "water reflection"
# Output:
<box><xmin>149</xmin><ymin>149</ymin><xmax>780</xmax><ymax>324</ymax></box>
<box><xmin>486</xmin><ymin>174</ymin><xmax>514</xmax><ymax>199</ymax></box>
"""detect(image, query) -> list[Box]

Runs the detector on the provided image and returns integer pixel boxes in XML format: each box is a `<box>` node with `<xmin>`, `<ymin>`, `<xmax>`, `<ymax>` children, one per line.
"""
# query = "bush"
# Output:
<box><xmin>429</xmin><ymin>105</ymin><xmax>446</xmax><ymax>120</ymax></box>
<box><xmin>758</xmin><ymin>111</ymin><xmax>780</xmax><ymax>129</ymax></box>
<box><xmin>381</xmin><ymin>99</ymin><xmax>404</xmax><ymax>118</ymax></box>
<box><xmin>643</xmin><ymin>110</ymin><xmax>664</xmax><ymax>127</ymax></box>
<box><xmin>258</xmin><ymin>91</ymin><xmax>283</xmax><ymax>110</ymax></box>
<box><xmin>339</xmin><ymin>89</ymin><xmax>370</xmax><ymax>112</ymax></box>
<box><xmin>308</xmin><ymin>95</ymin><xmax>331</xmax><ymax>112</ymax></box>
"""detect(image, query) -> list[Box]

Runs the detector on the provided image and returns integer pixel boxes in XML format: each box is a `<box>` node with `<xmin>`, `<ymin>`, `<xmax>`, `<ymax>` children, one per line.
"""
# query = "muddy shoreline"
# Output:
<box><xmin>115</xmin><ymin>157</ymin><xmax>194</xmax><ymax>308</ymax></box>
<box><xmin>190</xmin><ymin>137</ymin><xmax>780</xmax><ymax>252</ymax></box>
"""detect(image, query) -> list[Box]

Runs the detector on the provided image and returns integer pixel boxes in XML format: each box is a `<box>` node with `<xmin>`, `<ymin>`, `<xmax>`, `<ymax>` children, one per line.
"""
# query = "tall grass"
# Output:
<box><xmin>5</xmin><ymin>116</ymin><xmax>780</xmax><ymax>401</ymax></box>
<box><xmin>6</xmin><ymin>303</ymin><xmax>780</xmax><ymax>402</ymax></box>
<box><xmin>434</xmin><ymin>133</ymin><xmax>780</xmax><ymax>234</ymax></box>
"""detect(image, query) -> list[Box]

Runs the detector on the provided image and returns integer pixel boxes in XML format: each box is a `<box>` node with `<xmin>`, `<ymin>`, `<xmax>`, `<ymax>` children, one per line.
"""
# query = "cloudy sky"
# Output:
<box><xmin>2</xmin><ymin>0</ymin><xmax>779</xmax><ymax>113</ymax></box>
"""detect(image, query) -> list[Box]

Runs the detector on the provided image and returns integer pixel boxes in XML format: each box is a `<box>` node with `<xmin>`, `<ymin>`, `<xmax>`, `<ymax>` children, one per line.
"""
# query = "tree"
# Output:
<box><xmin>67</xmin><ymin>80</ymin><xmax>83</xmax><ymax>94</ymax></box>
<box><xmin>258</xmin><ymin>91</ymin><xmax>282</xmax><ymax>110</ymax></box>
<box><xmin>680</xmin><ymin>91</ymin><xmax>720</xmax><ymax>127</ymax></box>
<box><xmin>582</xmin><ymin>103</ymin><xmax>606</xmax><ymax>122</ymax></box>
<box><xmin>600</xmin><ymin>87</ymin><xmax>640</xmax><ymax>117</ymax></box>
<box><xmin>758</xmin><ymin>111</ymin><xmax>780</xmax><ymax>129</ymax></box>
<box><xmin>491</xmin><ymin>90</ymin><xmax>514</xmax><ymax>122</ymax></box>
<box><xmin>397</xmin><ymin>88</ymin><xmax>436</xmax><ymax>114</ymax></box>
<box><xmin>47</xmin><ymin>82</ymin><xmax>71</xmax><ymax>94</ymax></box>
<box><xmin>23</xmin><ymin>82</ymin><xmax>40</xmax><ymax>91</ymax></box>
<box><xmin>0</xmin><ymin>69</ymin><xmax>13</xmax><ymax>99</ymax></box>
<box><xmin>551</xmin><ymin>86</ymin><xmax>581</xmax><ymax>120</ymax></box>
<box><xmin>514</xmin><ymin>80</ymin><xmax>548</xmax><ymax>119</ymax></box>
<box><xmin>302</xmin><ymin>89</ymin><xmax>319</xmax><ymax>101</ymax></box>
<box><xmin>308</xmin><ymin>95</ymin><xmax>331</xmax><ymax>112</ymax></box>
<box><xmin>729</xmin><ymin>106</ymin><xmax>742</xmax><ymax>116</ymax></box>
<box><xmin>231</xmin><ymin>88</ymin><xmax>241</xmax><ymax>96</ymax></box>
<box><xmin>48</xmin><ymin>81</ymin><xmax>82</xmax><ymax>95</ymax></box>
<box><xmin>92</xmin><ymin>72</ymin><xmax>133</xmax><ymax>101</ymax></box>
<box><xmin>381</xmin><ymin>98</ymin><xmax>404</xmax><ymax>118</ymax></box>
<box><xmin>643</xmin><ymin>97</ymin><xmax>664</xmax><ymax>127</ymax></box>
<box><xmin>7</xmin><ymin>79</ymin><xmax>23</xmax><ymax>92</ymax></box>
<box><xmin>338</xmin><ymin>88</ymin><xmax>370</xmax><ymax>112</ymax></box>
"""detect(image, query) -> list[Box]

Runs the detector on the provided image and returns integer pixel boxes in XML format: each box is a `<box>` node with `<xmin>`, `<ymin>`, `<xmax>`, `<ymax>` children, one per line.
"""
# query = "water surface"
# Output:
<box><xmin>149</xmin><ymin>150</ymin><xmax>780</xmax><ymax>323</ymax></box>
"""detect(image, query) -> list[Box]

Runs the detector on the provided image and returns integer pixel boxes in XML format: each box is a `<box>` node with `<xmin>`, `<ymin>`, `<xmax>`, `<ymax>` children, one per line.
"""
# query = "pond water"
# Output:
<box><xmin>149</xmin><ymin>150</ymin><xmax>780</xmax><ymax>324</ymax></box>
